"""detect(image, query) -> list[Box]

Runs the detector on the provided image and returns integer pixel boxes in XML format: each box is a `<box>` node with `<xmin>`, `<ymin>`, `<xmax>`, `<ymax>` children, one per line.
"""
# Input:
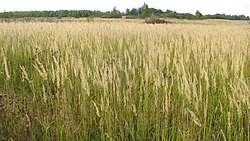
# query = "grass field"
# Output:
<box><xmin>0</xmin><ymin>20</ymin><xmax>250</xmax><ymax>140</ymax></box>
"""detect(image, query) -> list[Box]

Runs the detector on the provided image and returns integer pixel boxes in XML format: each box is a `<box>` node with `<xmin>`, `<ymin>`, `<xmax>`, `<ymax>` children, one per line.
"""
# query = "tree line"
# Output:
<box><xmin>0</xmin><ymin>3</ymin><xmax>249</xmax><ymax>20</ymax></box>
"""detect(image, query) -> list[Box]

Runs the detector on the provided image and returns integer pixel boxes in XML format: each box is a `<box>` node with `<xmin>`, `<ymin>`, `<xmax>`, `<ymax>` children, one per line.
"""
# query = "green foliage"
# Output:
<box><xmin>195</xmin><ymin>11</ymin><xmax>203</xmax><ymax>19</ymax></box>
<box><xmin>101</xmin><ymin>7</ymin><xmax>122</xmax><ymax>18</ymax></box>
<box><xmin>125</xmin><ymin>8</ymin><xmax>139</xmax><ymax>16</ymax></box>
<box><xmin>110</xmin><ymin>7</ymin><xmax>122</xmax><ymax>18</ymax></box>
<box><xmin>139</xmin><ymin>3</ymin><xmax>151</xmax><ymax>18</ymax></box>
<box><xmin>0</xmin><ymin>5</ymin><xmax>249</xmax><ymax>20</ymax></box>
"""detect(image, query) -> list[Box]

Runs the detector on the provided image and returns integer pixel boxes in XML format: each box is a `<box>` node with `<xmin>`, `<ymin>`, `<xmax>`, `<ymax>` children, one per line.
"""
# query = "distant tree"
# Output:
<box><xmin>195</xmin><ymin>10</ymin><xmax>203</xmax><ymax>19</ymax></box>
<box><xmin>0</xmin><ymin>7</ymin><xmax>250</xmax><ymax>20</ymax></box>
<box><xmin>149</xmin><ymin>8</ymin><xmax>164</xmax><ymax>17</ymax></box>
<box><xmin>162</xmin><ymin>11</ymin><xmax>178</xmax><ymax>18</ymax></box>
<box><xmin>130</xmin><ymin>8</ymin><xmax>139</xmax><ymax>16</ymax></box>
<box><xmin>58</xmin><ymin>10</ymin><xmax>66</xmax><ymax>18</ymax></box>
<box><xmin>72</xmin><ymin>11</ymin><xmax>81</xmax><ymax>18</ymax></box>
<box><xmin>139</xmin><ymin>3</ymin><xmax>151</xmax><ymax>18</ymax></box>
<box><xmin>102</xmin><ymin>7</ymin><xmax>122</xmax><ymax>18</ymax></box>
<box><xmin>110</xmin><ymin>7</ymin><xmax>122</xmax><ymax>18</ymax></box>
<box><xmin>177</xmin><ymin>13</ymin><xmax>195</xmax><ymax>19</ymax></box>
<box><xmin>125</xmin><ymin>8</ymin><xmax>130</xmax><ymax>15</ymax></box>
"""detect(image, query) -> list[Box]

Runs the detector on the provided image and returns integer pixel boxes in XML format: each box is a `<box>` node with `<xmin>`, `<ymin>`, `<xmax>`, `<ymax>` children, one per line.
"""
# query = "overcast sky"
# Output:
<box><xmin>1</xmin><ymin>0</ymin><xmax>250</xmax><ymax>16</ymax></box>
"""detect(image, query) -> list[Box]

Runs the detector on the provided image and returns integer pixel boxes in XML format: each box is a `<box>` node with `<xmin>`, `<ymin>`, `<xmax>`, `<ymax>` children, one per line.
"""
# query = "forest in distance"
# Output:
<box><xmin>0</xmin><ymin>3</ymin><xmax>250</xmax><ymax>20</ymax></box>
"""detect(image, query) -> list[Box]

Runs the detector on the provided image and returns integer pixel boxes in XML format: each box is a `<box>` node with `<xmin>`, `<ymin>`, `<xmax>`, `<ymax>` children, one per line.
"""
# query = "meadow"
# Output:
<box><xmin>0</xmin><ymin>20</ymin><xmax>249</xmax><ymax>140</ymax></box>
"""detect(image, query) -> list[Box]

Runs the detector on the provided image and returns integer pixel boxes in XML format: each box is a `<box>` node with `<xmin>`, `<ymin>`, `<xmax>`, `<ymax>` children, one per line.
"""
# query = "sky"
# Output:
<box><xmin>0</xmin><ymin>0</ymin><xmax>250</xmax><ymax>16</ymax></box>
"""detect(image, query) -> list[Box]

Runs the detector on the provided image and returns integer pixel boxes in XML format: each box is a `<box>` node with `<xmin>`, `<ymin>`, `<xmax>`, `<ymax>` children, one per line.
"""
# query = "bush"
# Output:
<box><xmin>145</xmin><ymin>18</ymin><xmax>173</xmax><ymax>24</ymax></box>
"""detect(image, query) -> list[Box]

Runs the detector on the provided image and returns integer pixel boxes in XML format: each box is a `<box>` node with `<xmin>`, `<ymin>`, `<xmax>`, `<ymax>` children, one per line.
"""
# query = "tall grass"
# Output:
<box><xmin>0</xmin><ymin>21</ymin><xmax>249</xmax><ymax>140</ymax></box>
